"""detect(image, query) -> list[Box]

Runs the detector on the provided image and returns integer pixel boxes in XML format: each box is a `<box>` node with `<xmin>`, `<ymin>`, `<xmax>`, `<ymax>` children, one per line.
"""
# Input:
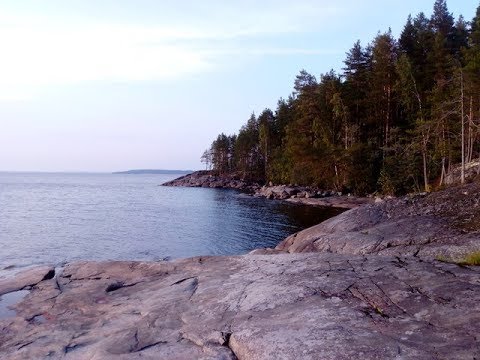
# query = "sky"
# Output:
<box><xmin>0</xmin><ymin>0</ymin><xmax>476</xmax><ymax>172</ymax></box>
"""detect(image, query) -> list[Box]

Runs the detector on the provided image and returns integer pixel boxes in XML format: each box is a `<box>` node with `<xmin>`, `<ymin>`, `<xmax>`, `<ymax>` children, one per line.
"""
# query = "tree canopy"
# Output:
<box><xmin>202</xmin><ymin>1</ymin><xmax>480</xmax><ymax>195</ymax></box>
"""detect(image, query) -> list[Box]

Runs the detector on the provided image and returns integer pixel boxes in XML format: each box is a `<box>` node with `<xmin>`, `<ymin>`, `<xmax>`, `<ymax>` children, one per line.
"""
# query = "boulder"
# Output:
<box><xmin>296</xmin><ymin>191</ymin><xmax>306</xmax><ymax>199</ymax></box>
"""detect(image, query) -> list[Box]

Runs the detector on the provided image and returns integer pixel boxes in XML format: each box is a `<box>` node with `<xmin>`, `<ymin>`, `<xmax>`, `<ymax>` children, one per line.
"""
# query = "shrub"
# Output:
<box><xmin>436</xmin><ymin>251</ymin><xmax>480</xmax><ymax>266</ymax></box>
<box><xmin>463</xmin><ymin>252</ymin><xmax>480</xmax><ymax>266</ymax></box>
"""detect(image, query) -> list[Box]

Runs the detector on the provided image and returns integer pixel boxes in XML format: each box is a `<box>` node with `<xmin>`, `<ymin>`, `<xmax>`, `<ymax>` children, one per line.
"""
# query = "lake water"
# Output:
<box><xmin>0</xmin><ymin>172</ymin><xmax>342</xmax><ymax>270</ymax></box>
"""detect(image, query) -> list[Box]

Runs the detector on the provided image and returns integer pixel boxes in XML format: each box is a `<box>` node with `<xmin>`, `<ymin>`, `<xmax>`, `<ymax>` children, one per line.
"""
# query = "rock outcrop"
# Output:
<box><xmin>276</xmin><ymin>181</ymin><xmax>480</xmax><ymax>261</ymax></box>
<box><xmin>253</xmin><ymin>185</ymin><xmax>372</xmax><ymax>209</ymax></box>
<box><xmin>162</xmin><ymin>171</ymin><xmax>260</xmax><ymax>193</ymax></box>
<box><xmin>1</xmin><ymin>254</ymin><xmax>479</xmax><ymax>359</ymax></box>
<box><xmin>254</xmin><ymin>185</ymin><xmax>306</xmax><ymax>199</ymax></box>
<box><xmin>444</xmin><ymin>160</ymin><xmax>480</xmax><ymax>185</ymax></box>
<box><xmin>254</xmin><ymin>185</ymin><xmax>345</xmax><ymax>200</ymax></box>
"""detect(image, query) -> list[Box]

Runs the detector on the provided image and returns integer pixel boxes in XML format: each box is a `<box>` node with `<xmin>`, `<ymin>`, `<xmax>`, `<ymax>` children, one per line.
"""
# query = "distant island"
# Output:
<box><xmin>113</xmin><ymin>169</ymin><xmax>193</xmax><ymax>175</ymax></box>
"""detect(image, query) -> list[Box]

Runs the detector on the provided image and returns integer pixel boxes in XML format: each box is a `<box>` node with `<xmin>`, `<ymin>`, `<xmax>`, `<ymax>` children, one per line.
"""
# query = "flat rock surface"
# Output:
<box><xmin>0</xmin><ymin>254</ymin><xmax>479</xmax><ymax>359</ymax></box>
<box><xmin>286</xmin><ymin>196</ymin><xmax>372</xmax><ymax>209</ymax></box>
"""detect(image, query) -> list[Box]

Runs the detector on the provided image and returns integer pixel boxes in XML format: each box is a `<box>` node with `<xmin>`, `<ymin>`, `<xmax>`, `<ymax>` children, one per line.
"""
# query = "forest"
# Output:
<box><xmin>201</xmin><ymin>0</ymin><xmax>480</xmax><ymax>195</ymax></box>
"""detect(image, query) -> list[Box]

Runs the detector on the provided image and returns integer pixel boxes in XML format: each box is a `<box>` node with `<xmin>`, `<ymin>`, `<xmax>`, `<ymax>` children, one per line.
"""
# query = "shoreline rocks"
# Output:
<box><xmin>285</xmin><ymin>195</ymin><xmax>372</xmax><ymax>209</ymax></box>
<box><xmin>253</xmin><ymin>184</ymin><xmax>338</xmax><ymax>200</ymax></box>
<box><xmin>163</xmin><ymin>171</ymin><xmax>370</xmax><ymax>209</ymax></box>
<box><xmin>253</xmin><ymin>185</ymin><xmax>372</xmax><ymax>209</ymax></box>
<box><xmin>162</xmin><ymin>171</ymin><xmax>261</xmax><ymax>193</ymax></box>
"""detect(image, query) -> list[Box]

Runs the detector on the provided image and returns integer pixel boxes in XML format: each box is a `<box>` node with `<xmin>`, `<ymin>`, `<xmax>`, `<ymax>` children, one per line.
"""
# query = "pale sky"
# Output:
<box><xmin>0</xmin><ymin>0</ymin><xmax>475</xmax><ymax>172</ymax></box>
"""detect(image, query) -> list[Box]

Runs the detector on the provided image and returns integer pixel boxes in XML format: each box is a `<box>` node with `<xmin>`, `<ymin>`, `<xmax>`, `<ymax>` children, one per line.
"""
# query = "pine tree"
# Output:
<box><xmin>258</xmin><ymin>109</ymin><xmax>276</xmax><ymax>179</ymax></box>
<box><xmin>285</xmin><ymin>70</ymin><xmax>320</xmax><ymax>185</ymax></box>
<box><xmin>343</xmin><ymin>41</ymin><xmax>371</xmax><ymax>142</ymax></box>
<box><xmin>370</xmin><ymin>30</ymin><xmax>398</xmax><ymax>152</ymax></box>
<box><xmin>235</xmin><ymin>113</ymin><xmax>262</xmax><ymax>180</ymax></box>
<box><xmin>431</xmin><ymin>0</ymin><xmax>454</xmax><ymax>47</ymax></box>
<box><xmin>211</xmin><ymin>134</ymin><xmax>233</xmax><ymax>174</ymax></box>
<box><xmin>269</xmin><ymin>97</ymin><xmax>295</xmax><ymax>184</ymax></box>
<box><xmin>399</xmin><ymin>15</ymin><xmax>416</xmax><ymax>56</ymax></box>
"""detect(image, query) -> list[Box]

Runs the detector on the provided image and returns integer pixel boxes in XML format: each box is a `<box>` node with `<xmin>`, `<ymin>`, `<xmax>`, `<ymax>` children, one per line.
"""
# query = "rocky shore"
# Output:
<box><xmin>273</xmin><ymin>180</ymin><xmax>480</xmax><ymax>260</ymax></box>
<box><xmin>162</xmin><ymin>171</ymin><xmax>260</xmax><ymax>193</ymax></box>
<box><xmin>162</xmin><ymin>171</ymin><xmax>371</xmax><ymax>209</ymax></box>
<box><xmin>1</xmin><ymin>181</ymin><xmax>479</xmax><ymax>359</ymax></box>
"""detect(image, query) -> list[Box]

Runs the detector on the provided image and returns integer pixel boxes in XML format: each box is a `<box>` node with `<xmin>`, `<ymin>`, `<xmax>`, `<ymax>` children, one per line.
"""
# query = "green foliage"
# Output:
<box><xmin>378</xmin><ymin>169</ymin><xmax>396</xmax><ymax>196</ymax></box>
<box><xmin>464</xmin><ymin>252</ymin><xmax>480</xmax><ymax>265</ymax></box>
<box><xmin>202</xmin><ymin>1</ymin><xmax>480</xmax><ymax>195</ymax></box>
<box><xmin>436</xmin><ymin>251</ymin><xmax>480</xmax><ymax>266</ymax></box>
<box><xmin>346</xmin><ymin>144</ymin><xmax>381</xmax><ymax>195</ymax></box>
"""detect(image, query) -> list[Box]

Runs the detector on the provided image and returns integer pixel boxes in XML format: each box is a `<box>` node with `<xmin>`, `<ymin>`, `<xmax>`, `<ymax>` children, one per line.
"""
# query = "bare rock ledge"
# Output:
<box><xmin>0</xmin><ymin>254</ymin><xmax>479</xmax><ymax>359</ymax></box>
<box><xmin>276</xmin><ymin>181</ymin><xmax>480</xmax><ymax>260</ymax></box>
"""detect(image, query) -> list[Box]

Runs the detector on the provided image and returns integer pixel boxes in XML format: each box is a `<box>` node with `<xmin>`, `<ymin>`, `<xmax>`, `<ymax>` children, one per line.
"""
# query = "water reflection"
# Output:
<box><xmin>0</xmin><ymin>290</ymin><xmax>29</xmax><ymax>319</ymax></box>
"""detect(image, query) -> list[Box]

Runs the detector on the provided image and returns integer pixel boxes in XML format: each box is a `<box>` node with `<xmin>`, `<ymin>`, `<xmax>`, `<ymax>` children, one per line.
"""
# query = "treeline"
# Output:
<box><xmin>201</xmin><ymin>0</ymin><xmax>480</xmax><ymax>195</ymax></box>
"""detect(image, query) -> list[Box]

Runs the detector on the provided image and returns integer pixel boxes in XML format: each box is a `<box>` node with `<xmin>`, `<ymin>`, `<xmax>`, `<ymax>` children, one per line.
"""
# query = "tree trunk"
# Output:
<box><xmin>461</xmin><ymin>70</ymin><xmax>465</xmax><ymax>185</ymax></box>
<box><xmin>468</xmin><ymin>96</ymin><xmax>474</xmax><ymax>163</ymax></box>
<box><xmin>422</xmin><ymin>136</ymin><xmax>429</xmax><ymax>192</ymax></box>
<box><xmin>439</xmin><ymin>157</ymin><xmax>446</xmax><ymax>186</ymax></box>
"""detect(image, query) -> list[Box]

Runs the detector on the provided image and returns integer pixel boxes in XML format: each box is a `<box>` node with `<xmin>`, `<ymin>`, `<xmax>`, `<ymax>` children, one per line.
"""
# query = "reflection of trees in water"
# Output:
<box><xmin>211</xmin><ymin>188</ymin><xmax>344</xmax><ymax>242</ymax></box>
<box><xmin>268</xmin><ymin>202</ymin><xmax>345</xmax><ymax>230</ymax></box>
<box><xmin>202</xmin><ymin>189</ymin><xmax>342</xmax><ymax>254</ymax></box>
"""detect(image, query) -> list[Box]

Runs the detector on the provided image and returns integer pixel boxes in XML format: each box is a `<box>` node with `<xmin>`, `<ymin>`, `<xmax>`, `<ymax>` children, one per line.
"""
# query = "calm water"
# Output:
<box><xmin>0</xmin><ymin>172</ymin><xmax>342</xmax><ymax>270</ymax></box>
